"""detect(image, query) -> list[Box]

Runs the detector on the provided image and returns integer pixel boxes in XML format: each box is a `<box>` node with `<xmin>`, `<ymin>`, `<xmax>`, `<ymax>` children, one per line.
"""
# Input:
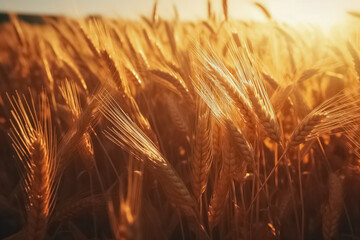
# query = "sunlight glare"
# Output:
<box><xmin>266</xmin><ymin>0</ymin><xmax>349</xmax><ymax>32</ymax></box>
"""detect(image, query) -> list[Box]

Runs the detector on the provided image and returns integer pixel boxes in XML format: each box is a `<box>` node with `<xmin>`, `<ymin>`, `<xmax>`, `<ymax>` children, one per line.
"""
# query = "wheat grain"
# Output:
<box><xmin>191</xmin><ymin>113</ymin><xmax>212</xmax><ymax>199</ymax></box>
<box><xmin>288</xmin><ymin>113</ymin><xmax>326</xmax><ymax>147</ymax></box>
<box><xmin>246</xmin><ymin>84</ymin><xmax>281</xmax><ymax>142</ymax></box>
<box><xmin>224</xmin><ymin>119</ymin><xmax>254</xmax><ymax>164</ymax></box>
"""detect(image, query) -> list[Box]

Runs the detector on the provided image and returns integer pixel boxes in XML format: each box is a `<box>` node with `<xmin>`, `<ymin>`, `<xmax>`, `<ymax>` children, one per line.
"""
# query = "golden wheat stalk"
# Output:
<box><xmin>193</xmin><ymin>45</ymin><xmax>253</xmax><ymax>135</ymax></box>
<box><xmin>9</xmin><ymin>14</ymin><xmax>26</xmax><ymax>48</ymax></box>
<box><xmin>78</xmin><ymin>25</ymin><xmax>100</xmax><ymax>58</ymax></box>
<box><xmin>246</xmin><ymin>84</ymin><xmax>281</xmax><ymax>142</ymax></box>
<box><xmin>57</xmin><ymin>93</ymin><xmax>99</xmax><ymax>176</ymax></box>
<box><xmin>224</xmin><ymin>119</ymin><xmax>254</xmax><ymax>165</ymax></box>
<box><xmin>59</xmin><ymin>80</ymin><xmax>95</xmax><ymax>171</ymax></box>
<box><xmin>229</xmin><ymin>43</ymin><xmax>281</xmax><ymax>141</ymax></box>
<box><xmin>208</xmin><ymin>133</ymin><xmax>235</xmax><ymax>228</ymax></box>
<box><xmin>347</xmin><ymin>41</ymin><xmax>360</xmax><ymax>81</ymax></box>
<box><xmin>287</xmin><ymin>86</ymin><xmax>360</xmax><ymax>148</ymax></box>
<box><xmin>8</xmin><ymin>92</ymin><xmax>56</xmax><ymax>240</ymax></box>
<box><xmin>191</xmin><ymin>111</ymin><xmax>212</xmax><ymax>199</ymax></box>
<box><xmin>217</xmin><ymin>75</ymin><xmax>256</xmax><ymax>132</ymax></box>
<box><xmin>207</xmin><ymin>0</ymin><xmax>212</xmax><ymax>20</ymax></box>
<box><xmin>62</xmin><ymin>59</ymin><xmax>88</xmax><ymax>93</ymax></box>
<box><xmin>109</xmin><ymin>155</ymin><xmax>143</xmax><ymax>240</ymax></box>
<box><xmin>101</xmin><ymin>49</ymin><xmax>126</xmax><ymax>93</ymax></box>
<box><xmin>99</xmin><ymin>92</ymin><xmax>196</xmax><ymax>216</ymax></box>
<box><xmin>150</xmin><ymin>69</ymin><xmax>194</xmax><ymax>108</ymax></box>
<box><xmin>222</xmin><ymin>0</ymin><xmax>228</xmax><ymax>21</ymax></box>
<box><xmin>288</xmin><ymin>113</ymin><xmax>326</xmax><ymax>147</ymax></box>
<box><xmin>166</xmin><ymin>94</ymin><xmax>190</xmax><ymax>134</ymax></box>
<box><xmin>210</xmin><ymin>115</ymin><xmax>222</xmax><ymax>157</ymax></box>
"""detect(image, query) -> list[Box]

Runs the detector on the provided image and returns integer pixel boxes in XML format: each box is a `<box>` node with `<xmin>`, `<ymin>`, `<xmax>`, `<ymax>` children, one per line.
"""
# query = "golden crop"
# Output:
<box><xmin>1</xmin><ymin>2</ymin><xmax>360</xmax><ymax>239</ymax></box>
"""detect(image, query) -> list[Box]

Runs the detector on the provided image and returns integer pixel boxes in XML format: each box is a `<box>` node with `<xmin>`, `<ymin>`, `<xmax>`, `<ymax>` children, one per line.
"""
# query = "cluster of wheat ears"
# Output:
<box><xmin>2</xmin><ymin>1</ymin><xmax>360</xmax><ymax>239</ymax></box>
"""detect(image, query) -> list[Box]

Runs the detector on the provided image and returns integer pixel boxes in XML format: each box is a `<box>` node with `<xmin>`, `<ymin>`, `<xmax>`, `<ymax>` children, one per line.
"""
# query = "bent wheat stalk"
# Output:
<box><xmin>287</xmin><ymin>87</ymin><xmax>360</xmax><ymax>148</ymax></box>
<box><xmin>98</xmin><ymin>92</ymin><xmax>196</xmax><ymax>216</ymax></box>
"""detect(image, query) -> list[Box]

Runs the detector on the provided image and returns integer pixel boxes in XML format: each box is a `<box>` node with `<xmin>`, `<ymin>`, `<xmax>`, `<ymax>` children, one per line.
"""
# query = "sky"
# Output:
<box><xmin>0</xmin><ymin>0</ymin><xmax>360</xmax><ymax>28</ymax></box>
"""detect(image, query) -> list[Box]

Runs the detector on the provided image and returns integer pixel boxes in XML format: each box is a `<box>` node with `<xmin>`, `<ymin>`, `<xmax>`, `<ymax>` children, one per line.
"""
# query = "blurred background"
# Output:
<box><xmin>0</xmin><ymin>0</ymin><xmax>360</xmax><ymax>29</ymax></box>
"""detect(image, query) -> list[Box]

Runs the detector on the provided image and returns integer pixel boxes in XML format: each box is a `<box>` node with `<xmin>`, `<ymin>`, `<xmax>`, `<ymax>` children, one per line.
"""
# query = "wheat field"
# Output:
<box><xmin>1</xmin><ymin>1</ymin><xmax>360</xmax><ymax>239</ymax></box>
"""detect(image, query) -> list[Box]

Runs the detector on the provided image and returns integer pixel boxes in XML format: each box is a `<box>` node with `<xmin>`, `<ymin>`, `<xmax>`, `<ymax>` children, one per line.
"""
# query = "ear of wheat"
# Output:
<box><xmin>191</xmin><ymin>108</ymin><xmax>212</xmax><ymax>199</ymax></box>
<box><xmin>8</xmin><ymin>92</ymin><xmax>56</xmax><ymax>240</ymax></box>
<box><xmin>229</xmin><ymin>43</ymin><xmax>281</xmax><ymax>142</ymax></box>
<box><xmin>287</xmin><ymin>86</ymin><xmax>360</xmax><ymax>148</ymax></box>
<box><xmin>98</xmin><ymin>92</ymin><xmax>196</xmax><ymax>216</ymax></box>
<box><xmin>59</xmin><ymin>80</ymin><xmax>95</xmax><ymax>171</ymax></box>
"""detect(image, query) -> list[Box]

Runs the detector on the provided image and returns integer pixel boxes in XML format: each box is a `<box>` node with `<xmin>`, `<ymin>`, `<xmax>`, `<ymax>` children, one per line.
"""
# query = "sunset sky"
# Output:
<box><xmin>0</xmin><ymin>0</ymin><xmax>360</xmax><ymax>28</ymax></box>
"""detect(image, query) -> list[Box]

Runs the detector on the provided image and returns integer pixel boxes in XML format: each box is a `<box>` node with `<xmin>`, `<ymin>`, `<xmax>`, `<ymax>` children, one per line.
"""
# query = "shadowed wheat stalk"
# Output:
<box><xmin>322</xmin><ymin>172</ymin><xmax>344</xmax><ymax>240</ymax></box>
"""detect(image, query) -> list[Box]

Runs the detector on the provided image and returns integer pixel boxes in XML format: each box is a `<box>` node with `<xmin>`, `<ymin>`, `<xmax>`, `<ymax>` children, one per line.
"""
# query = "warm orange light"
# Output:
<box><xmin>265</xmin><ymin>0</ymin><xmax>349</xmax><ymax>32</ymax></box>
